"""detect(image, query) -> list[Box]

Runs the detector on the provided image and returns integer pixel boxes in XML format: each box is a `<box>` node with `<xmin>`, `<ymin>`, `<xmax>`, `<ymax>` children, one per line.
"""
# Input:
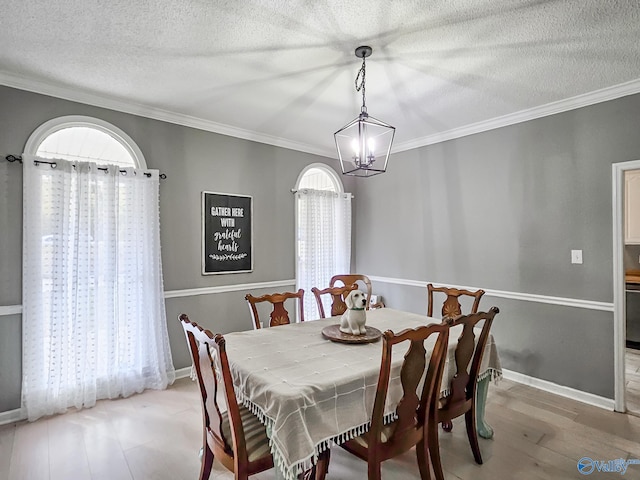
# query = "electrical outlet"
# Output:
<box><xmin>571</xmin><ymin>249</ymin><xmax>583</xmax><ymax>264</ymax></box>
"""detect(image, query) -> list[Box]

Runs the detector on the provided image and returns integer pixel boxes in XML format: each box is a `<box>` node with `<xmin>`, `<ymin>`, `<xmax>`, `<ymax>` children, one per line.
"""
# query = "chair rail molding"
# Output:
<box><xmin>368</xmin><ymin>276</ymin><xmax>614</xmax><ymax>312</ymax></box>
<box><xmin>164</xmin><ymin>279</ymin><xmax>296</xmax><ymax>299</ymax></box>
<box><xmin>0</xmin><ymin>305</ymin><xmax>21</xmax><ymax>316</ymax></box>
<box><xmin>1</xmin><ymin>280</ymin><xmax>297</xmax><ymax>317</ymax></box>
<box><xmin>4</xmin><ymin>278</ymin><xmax>611</xmax><ymax>314</ymax></box>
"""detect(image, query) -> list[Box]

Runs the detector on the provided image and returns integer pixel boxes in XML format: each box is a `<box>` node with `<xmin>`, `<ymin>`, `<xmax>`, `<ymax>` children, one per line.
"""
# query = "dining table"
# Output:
<box><xmin>223</xmin><ymin>307</ymin><xmax>502</xmax><ymax>480</ymax></box>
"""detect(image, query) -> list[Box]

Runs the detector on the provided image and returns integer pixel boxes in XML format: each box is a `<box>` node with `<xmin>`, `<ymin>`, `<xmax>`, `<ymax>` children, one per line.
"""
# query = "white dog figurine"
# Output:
<box><xmin>340</xmin><ymin>289</ymin><xmax>368</xmax><ymax>335</ymax></box>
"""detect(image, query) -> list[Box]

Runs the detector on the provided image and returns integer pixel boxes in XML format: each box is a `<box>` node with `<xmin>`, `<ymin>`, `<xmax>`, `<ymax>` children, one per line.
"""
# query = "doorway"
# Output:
<box><xmin>613</xmin><ymin>160</ymin><xmax>640</xmax><ymax>414</ymax></box>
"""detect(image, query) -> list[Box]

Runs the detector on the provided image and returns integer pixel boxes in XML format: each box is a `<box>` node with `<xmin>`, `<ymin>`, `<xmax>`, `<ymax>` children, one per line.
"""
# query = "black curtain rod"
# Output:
<box><xmin>3</xmin><ymin>154</ymin><xmax>167</xmax><ymax>179</ymax></box>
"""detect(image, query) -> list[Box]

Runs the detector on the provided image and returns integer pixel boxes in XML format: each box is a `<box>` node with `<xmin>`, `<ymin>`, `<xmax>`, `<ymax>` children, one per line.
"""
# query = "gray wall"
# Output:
<box><xmin>3</xmin><ymin>84</ymin><xmax>639</xmax><ymax>412</ymax></box>
<box><xmin>0</xmin><ymin>85</ymin><xmax>354</xmax><ymax>413</ymax></box>
<box><xmin>353</xmin><ymin>93</ymin><xmax>640</xmax><ymax>398</ymax></box>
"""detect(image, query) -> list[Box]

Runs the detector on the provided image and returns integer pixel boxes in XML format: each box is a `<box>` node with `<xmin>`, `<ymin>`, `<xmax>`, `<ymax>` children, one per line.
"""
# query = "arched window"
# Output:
<box><xmin>21</xmin><ymin>116</ymin><xmax>172</xmax><ymax>420</ymax></box>
<box><xmin>295</xmin><ymin>164</ymin><xmax>351</xmax><ymax>319</ymax></box>
<box><xmin>24</xmin><ymin>115</ymin><xmax>146</xmax><ymax>168</ymax></box>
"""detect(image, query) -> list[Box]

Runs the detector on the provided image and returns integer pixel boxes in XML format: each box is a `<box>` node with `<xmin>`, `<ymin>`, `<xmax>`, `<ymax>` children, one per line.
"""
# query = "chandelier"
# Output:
<box><xmin>334</xmin><ymin>46</ymin><xmax>395</xmax><ymax>177</ymax></box>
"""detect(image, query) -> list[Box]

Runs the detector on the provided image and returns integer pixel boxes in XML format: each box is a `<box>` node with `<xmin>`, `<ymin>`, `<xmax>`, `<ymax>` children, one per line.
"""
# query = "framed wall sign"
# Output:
<box><xmin>202</xmin><ymin>191</ymin><xmax>253</xmax><ymax>275</ymax></box>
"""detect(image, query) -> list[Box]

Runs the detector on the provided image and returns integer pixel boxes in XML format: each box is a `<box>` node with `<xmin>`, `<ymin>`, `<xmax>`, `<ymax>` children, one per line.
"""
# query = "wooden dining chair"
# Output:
<box><xmin>340</xmin><ymin>322</ymin><xmax>451</xmax><ymax>480</ymax></box>
<box><xmin>427</xmin><ymin>283</ymin><xmax>485</xmax><ymax>319</ymax></box>
<box><xmin>245</xmin><ymin>289</ymin><xmax>304</xmax><ymax>329</ymax></box>
<box><xmin>311</xmin><ymin>284</ymin><xmax>357</xmax><ymax>318</ymax></box>
<box><xmin>179</xmin><ymin>314</ymin><xmax>274</xmax><ymax>480</ymax></box>
<box><xmin>330</xmin><ymin>274</ymin><xmax>373</xmax><ymax>310</ymax></box>
<box><xmin>428</xmin><ymin>307</ymin><xmax>500</xmax><ymax>479</ymax></box>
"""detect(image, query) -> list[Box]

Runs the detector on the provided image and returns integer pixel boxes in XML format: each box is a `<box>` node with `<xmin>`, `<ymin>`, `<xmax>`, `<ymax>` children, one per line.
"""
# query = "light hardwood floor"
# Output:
<box><xmin>2</xmin><ymin>377</ymin><xmax>640</xmax><ymax>480</ymax></box>
<box><xmin>627</xmin><ymin>348</ymin><xmax>640</xmax><ymax>415</ymax></box>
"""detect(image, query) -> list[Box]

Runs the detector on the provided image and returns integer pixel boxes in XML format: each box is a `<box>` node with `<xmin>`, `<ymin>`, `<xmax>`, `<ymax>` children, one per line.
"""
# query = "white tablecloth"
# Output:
<box><xmin>223</xmin><ymin>308</ymin><xmax>501</xmax><ymax>480</ymax></box>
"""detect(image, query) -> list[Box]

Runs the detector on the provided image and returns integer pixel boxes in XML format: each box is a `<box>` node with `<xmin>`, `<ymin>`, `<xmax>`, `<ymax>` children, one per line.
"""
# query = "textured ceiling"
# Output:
<box><xmin>1</xmin><ymin>0</ymin><xmax>640</xmax><ymax>157</ymax></box>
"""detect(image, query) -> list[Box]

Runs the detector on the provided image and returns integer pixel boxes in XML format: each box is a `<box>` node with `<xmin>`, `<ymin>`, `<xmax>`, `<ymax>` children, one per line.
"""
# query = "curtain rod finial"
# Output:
<box><xmin>5</xmin><ymin>154</ymin><xmax>22</xmax><ymax>163</ymax></box>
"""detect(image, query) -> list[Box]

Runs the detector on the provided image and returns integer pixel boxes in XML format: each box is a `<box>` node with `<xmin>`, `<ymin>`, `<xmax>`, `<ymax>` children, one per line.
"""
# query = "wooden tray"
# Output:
<box><xmin>321</xmin><ymin>324</ymin><xmax>382</xmax><ymax>344</ymax></box>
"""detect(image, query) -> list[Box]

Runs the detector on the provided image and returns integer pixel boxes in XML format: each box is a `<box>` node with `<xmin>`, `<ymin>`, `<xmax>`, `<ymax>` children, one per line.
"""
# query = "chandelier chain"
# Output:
<box><xmin>355</xmin><ymin>56</ymin><xmax>366</xmax><ymax>112</ymax></box>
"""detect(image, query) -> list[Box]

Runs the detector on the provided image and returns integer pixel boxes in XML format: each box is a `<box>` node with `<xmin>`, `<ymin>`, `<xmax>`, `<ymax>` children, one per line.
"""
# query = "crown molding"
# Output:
<box><xmin>393</xmin><ymin>78</ymin><xmax>640</xmax><ymax>152</ymax></box>
<box><xmin>0</xmin><ymin>70</ymin><xmax>335</xmax><ymax>159</ymax></box>
<box><xmin>3</xmin><ymin>70</ymin><xmax>639</xmax><ymax>156</ymax></box>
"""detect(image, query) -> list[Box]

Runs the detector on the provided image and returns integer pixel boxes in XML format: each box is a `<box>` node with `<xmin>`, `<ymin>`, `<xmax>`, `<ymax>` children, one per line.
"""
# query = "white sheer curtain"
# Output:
<box><xmin>22</xmin><ymin>156</ymin><xmax>175</xmax><ymax>421</ymax></box>
<box><xmin>296</xmin><ymin>189</ymin><xmax>351</xmax><ymax>320</ymax></box>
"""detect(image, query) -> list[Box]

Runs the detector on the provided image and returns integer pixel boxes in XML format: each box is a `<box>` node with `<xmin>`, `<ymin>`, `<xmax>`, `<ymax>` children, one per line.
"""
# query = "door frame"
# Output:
<box><xmin>613</xmin><ymin>159</ymin><xmax>640</xmax><ymax>412</ymax></box>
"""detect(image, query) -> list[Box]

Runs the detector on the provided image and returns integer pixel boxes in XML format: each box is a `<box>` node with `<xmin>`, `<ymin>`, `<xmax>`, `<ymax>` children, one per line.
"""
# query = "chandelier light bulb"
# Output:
<box><xmin>351</xmin><ymin>138</ymin><xmax>359</xmax><ymax>155</ymax></box>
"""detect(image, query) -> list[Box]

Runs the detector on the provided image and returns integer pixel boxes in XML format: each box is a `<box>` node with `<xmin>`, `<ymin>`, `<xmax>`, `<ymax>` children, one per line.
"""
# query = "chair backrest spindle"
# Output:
<box><xmin>330</xmin><ymin>274</ymin><xmax>373</xmax><ymax>310</ymax></box>
<box><xmin>311</xmin><ymin>284</ymin><xmax>357</xmax><ymax>318</ymax></box>
<box><xmin>427</xmin><ymin>283</ymin><xmax>485</xmax><ymax>318</ymax></box>
<box><xmin>370</xmin><ymin>322</ymin><xmax>450</xmax><ymax>449</ymax></box>
<box><xmin>245</xmin><ymin>289</ymin><xmax>305</xmax><ymax>329</ymax></box>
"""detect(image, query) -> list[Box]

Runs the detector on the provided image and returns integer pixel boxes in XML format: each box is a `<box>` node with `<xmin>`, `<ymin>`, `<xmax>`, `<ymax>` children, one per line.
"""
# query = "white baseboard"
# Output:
<box><xmin>502</xmin><ymin>368</ymin><xmax>615</xmax><ymax>411</ymax></box>
<box><xmin>0</xmin><ymin>368</ymin><xmax>194</xmax><ymax>426</ymax></box>
<box><xmin>174</xmin><ymin>366</ymin><xmax>192</xmax><ymax>380</ymax></box>
<box><xmin>0</xmin><ymin>408</ymin><xmax>25</xmax><ymax>426</ymax></box>
<box><xmin>0</xmin><ymin>368</ymin><xmax>615</xmax><ymax>425</ymax></box>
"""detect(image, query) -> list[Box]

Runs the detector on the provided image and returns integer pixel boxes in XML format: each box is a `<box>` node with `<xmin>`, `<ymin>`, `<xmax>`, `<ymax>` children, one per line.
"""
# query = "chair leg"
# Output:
<box><xmin>314</xmin><ymin>449</ymin><xmax>331</xmax><ymax>480</ymax></box>
<box><xmin>428</xmin><ymin>422</ymin><xmax>445</xmax><ymax>480</ymax></box>
<box><xmin>302</xmin><ymin>449</ymin><xmax>331</xmax><ymax>480</ymax></box>
<box><xmin>367</xmin><ymin>459</ymin><xmax>382</xmax><ymax>480</ymax></box>
<box><xmin>416</xmin><ymin>438</ymin><xmax>432</xmax><ymax>480</ymax></box>
<box><xmin>199</xmin><ymin>444</ymin><xmax>214</xmax><ymax>480</ymax></box>
<box><xmin>465</xmin><ymin>408</ymin><xmax>483</xmax><ymax>464</ymax></box>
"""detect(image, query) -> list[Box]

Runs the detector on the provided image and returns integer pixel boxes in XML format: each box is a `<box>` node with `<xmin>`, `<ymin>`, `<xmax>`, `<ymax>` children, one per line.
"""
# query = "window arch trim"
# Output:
<box><xmin>24</xmin><ymin>115</ymin><xmax>147</xmax><ymax>169</ymax></box>
<box><xmin>294</xmin><ymin>163</ymin><xmax>344</xmax><ymax>193</ymax></box>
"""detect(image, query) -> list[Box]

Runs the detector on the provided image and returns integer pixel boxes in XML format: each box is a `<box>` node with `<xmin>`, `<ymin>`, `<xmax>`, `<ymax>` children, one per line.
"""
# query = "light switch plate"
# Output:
<box><xmin>571</xmin><ymin>249</ymin><xmax>583</xmax><ymax>264</ymax></box>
